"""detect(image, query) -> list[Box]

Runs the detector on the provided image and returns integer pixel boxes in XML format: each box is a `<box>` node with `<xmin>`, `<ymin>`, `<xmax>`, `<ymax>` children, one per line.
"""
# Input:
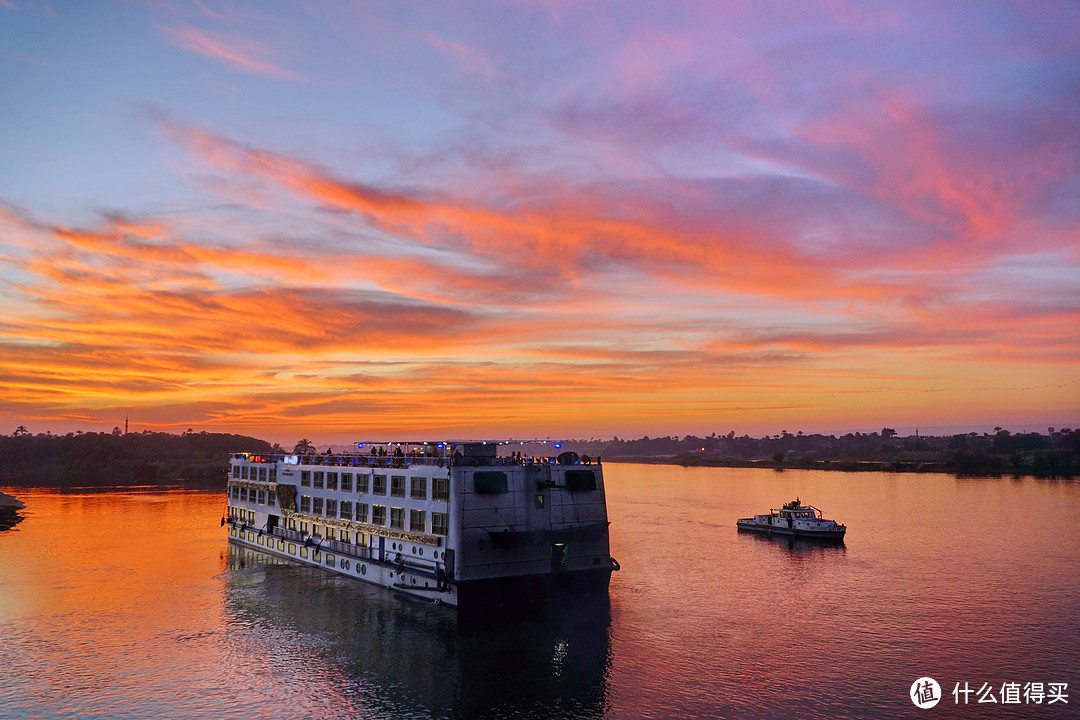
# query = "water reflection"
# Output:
<box><xmin>223</xmin><ymin>543</ymin><xmax>612</xmax><ymax>719</ymax></box>
<box><xmin>737</xmin><ymin>531</ymin><xmax>847</xmax><ymax>556</ymax></box>
<box><xmin>0</xmin><ymin>508</ymin><xmax>23</xmax><ymax>531</ymax></box>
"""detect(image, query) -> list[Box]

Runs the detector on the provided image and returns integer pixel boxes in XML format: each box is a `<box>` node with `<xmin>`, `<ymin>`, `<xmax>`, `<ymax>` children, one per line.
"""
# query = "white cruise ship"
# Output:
<box><xmin>225</xmin><ymin>441</ymin><xmax>617</xmax><ymax>607</ymax></box>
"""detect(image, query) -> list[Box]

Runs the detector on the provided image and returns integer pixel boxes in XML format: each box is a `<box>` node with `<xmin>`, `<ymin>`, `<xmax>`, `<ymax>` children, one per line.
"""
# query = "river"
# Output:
<box><xmin>1</xmin><ymin>465</ymin><xmax>1077</xmax><ymax>718</ymax></box>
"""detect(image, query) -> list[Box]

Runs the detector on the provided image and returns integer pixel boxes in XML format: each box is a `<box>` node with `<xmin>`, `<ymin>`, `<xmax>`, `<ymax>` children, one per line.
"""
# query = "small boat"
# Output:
<box><xmin>0</xmin><ymin>492</ymin><xmax>26</xmax><ymax>510</ymax></box>
<box><xmin>737</xmin><ymin>498</ymin><xmax>845</xmax><ymax>540</ymax></box>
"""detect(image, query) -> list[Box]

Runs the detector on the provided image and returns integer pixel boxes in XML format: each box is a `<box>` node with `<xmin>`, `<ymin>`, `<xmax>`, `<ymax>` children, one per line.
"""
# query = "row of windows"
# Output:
<box><xmin>300</xmin><ymin>471</ymin><xmax>448</xmax><ymax>500</ymax></box>
<box><xmin>232</xmin><ymin>465</ymin><xmax>277</xmax><ymax>482</ymax></box>
<box><xmin>230</xmin><ymin>485</ymin><xmax>277</xmax><ymax>507</ymax></box>
<box><xmin>234</xmin><ymin>533</ymin><xmax>446</xmax><ymax>583</ymax></box>
<box><xmin>229</xmin><ymin>507</ymin><xmax>256</xmax><ymax>524</ymax></box>
<box><xmin>296</xmin><ymin>494</ymin><xmax>448</xmax><ymax>535</ymax></box>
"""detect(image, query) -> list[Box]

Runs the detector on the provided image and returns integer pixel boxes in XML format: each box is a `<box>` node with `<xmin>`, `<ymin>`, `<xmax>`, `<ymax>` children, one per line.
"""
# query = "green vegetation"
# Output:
<box><xmin>0</xmin><ymin>428</ymin><xmax>275</xmax><ymax>488</ymax></box>
<box><xmin>562</xmin><ymin>427</ymin><xmax>1080</xmax><ymax>478</ymax></box>
<box><xmin>4</xmin><ymin>425</ymin><xmax>1076</xmax><ymax>487</ymax></box>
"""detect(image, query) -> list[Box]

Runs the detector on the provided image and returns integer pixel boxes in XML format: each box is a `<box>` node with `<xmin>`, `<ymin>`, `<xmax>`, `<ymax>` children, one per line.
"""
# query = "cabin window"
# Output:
<box><xmin>565</xmin><ymin>470</ymin><xmax>597</xmax><ymax>492</ymax></box>
<box><xmin>301</xmin><ymin>471</ymin><xmax>311</xmax><ymax>487</ymax></box>
<box><xmin>372</xmin><ymin>505</ymin><xmax>386</xmax><ymax>526</ymax></box>
<box><xmin>240</xmin><ymin>466</ymin><xmax>248</xmax><ymax>480</ymax></box>
<box><xmin>410</xmin><ymin>509</ymin><xmax>426</xmax><ymax>533</ymax></box>
<box><xmin>267</xmin><ymin>492</ymin><xmax>276</xmax><ymax>508</ymax></box>
<box><xmin>357</xmin><ymin>503</ymin><xmax>369</xmax><ymax>523</ymax></box>
<box><xmin>239</xmin><ymin>487</ymin><xmax>248</xmax><ymax>502</ymax></box>
<box><xmin>313</xmin><ymin>472</ymin><xmax>324</xmax><ymax>489</ymax></box>
<box><xmin>373</xmin><ymin>475</ymin><xmax>386</xmax><ymax>495</ymax></box>
<box><xmin>340</xmin><ymin>473</ymin><xmax>352</xmax><ymax>492</ymax></box>
<box><xmin>474</xmin><ymin>471</ymin><xmax>508</xmax><ymax>494</ymax></box>
<box><xmin>390</xmin><ymin>475</ymin><xmax>406</xmax><ymax>497</ymax></box>
<box><xmin>257</xmin><ymin>490</ymin><xmax>265</xmax><ymax>505</ymax></box>
<box><xmin>312</xmin><ymin>497</ymin><xmax>323</xmax><ymax>515</ymax></box>
<box><xmin>269</xmin><ymin>468</ymin><xmax>276</xmax><ymax>482</ymax></box>
<box><xmin>325</xmin><ymin>499</ymin><xmax>337</xmax><ymax>517</ymax></box>
<box><xmin>232</xmin><ymin>466</ymin><xmax>240</xmax><ymax>478</ymax></box>
<box><xmin>259</xmin><ymin>467</ymin><xmax>268</xmax><ymax>482</ymax></box>
<box><xmin>389</xmin><ymin>507</ymin><xmax>405</xmax><ymax>530</ymax></box>
<box><xmin>356</xmin><ymin>474</ymin><xmax>369</xmax><ymax>493</ymax></box>
<box><xmin>326</xmin><ymin>472</ymin><xmax>338</xmax><ymax>491</ymax></box>
<box><xmin>432</xmin><ymin>512</ymin><xmax>449</xmax><ymax>536</ymax></box>
<box><xmin>433</xmin><ymin>476</ymin><xmax>449</xmax><ymax>501</ymax></box>
<box><xmin>410</xmin><ymin>476</ymin><xmax>427</xmax><ymax>500</ymax></box>
<box><xmin>300</xmin><ymin>495</ymin><xmax>311</xmax><ymax>513</ymax></box>
<box><xmin>340</xmin><ymin>501</ymin><xmax>352</xmax><ymax>519</ymax></box>
<box><xmin>325</xmin><ymin>555</ymin><xmax>335</xmax><ymax>567</ymax></box>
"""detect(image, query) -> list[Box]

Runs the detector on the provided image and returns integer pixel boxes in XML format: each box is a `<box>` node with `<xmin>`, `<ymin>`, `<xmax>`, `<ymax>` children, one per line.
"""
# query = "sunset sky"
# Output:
<box><xmin>2</xmin><ymin>1</ymin><xmax>1078</xmax><ymax>444</ymax></box>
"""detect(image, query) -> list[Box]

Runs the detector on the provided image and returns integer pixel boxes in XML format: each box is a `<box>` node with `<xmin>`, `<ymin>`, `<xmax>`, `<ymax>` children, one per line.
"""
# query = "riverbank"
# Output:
<box><xmin>607</xmin><ymin>450</ymin><xmax>1078</xmax><ymax>478</ymax></box>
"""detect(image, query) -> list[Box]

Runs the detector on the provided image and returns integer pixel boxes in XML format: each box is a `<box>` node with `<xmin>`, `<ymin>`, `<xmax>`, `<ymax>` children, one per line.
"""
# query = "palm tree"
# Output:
<box><xmin>293</xmin><ymin>438</ymin><xmax>317</xmax><ymax>455</ymax></box>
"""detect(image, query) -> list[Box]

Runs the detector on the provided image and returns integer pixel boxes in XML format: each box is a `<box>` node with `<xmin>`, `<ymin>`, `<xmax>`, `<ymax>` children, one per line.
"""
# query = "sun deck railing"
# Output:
<box><xmin>230</xmin><ymin>453</ymin><xmax>600</xmax><ymax>467</ymax></box>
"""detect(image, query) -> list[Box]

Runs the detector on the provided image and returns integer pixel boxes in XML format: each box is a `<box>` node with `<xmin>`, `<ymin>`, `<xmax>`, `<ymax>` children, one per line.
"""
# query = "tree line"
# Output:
<box><xmin>1</xmin><ymin>428</ymin><xmax>274</xmax><ymax>487</ymax></box>
<box><xmin>560</xmin><ymin>427</ymin><xmax>1079</xmax><ymax>477</ymax></box>
<box><xmin>3</xmin><ymin>425</ymin><xmax>1076</xmax><ymax>486</ymax></box>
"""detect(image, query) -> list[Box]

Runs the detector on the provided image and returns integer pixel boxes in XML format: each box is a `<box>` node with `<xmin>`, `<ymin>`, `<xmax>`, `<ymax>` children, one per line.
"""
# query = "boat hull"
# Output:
<box><xmin>736</xmin><ymin>520</ymin><xmax>846</xmax><ymax>540</ymax></box>
<box><xmin>0</xmin><ymin>492</ymin><xmax>25</xmax><ymax>510</ymax></box>
<box><xmin>229</xmin><ymin>529</ymin><xmax>460</xmax><ymax>605</ymax></box>
<box><xmin>229</xmin><ymin>529</ymin><xmax>614</xmax><ymax>608</ymax></box>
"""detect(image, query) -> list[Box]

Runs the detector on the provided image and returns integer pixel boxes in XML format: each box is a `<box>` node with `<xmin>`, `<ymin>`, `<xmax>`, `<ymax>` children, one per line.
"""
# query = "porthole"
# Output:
<box><xmin>343</xmin><ymin>560</ymin><xmax>350</xmax><ymax>570</ymax></box>
<box><xmin>360</xmin><ymin>564</ymin><xmax>367</xmax><ymax>575</ymax></box>
<box><xmin>411</xmin><ymin>547</ymin><xmax>416</xmax><ymax>554</ymax></box>
<box><xmin>418</xmin><ymin>548</ymin><xmax>424</xmax><ymax>556</ymax></box>
<box><xmin>433</xmin><ymin>551</ymin><xmax>439</xmax><ymax>560</ymax></box>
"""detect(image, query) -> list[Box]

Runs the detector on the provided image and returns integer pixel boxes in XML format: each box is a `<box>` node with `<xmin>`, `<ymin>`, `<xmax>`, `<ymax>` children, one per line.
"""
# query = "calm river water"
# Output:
<box><xmin>1</xmin><ymin>465</ymin><xmax>1078</xmax><ymax>719</ymax></box>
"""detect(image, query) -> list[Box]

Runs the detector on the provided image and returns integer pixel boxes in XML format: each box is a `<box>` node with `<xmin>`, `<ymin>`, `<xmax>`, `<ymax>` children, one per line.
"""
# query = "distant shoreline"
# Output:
<box><xmin>604</xmin><ymin>455</ymin><xmax>1076</xmax><ymax>479</ymax></box>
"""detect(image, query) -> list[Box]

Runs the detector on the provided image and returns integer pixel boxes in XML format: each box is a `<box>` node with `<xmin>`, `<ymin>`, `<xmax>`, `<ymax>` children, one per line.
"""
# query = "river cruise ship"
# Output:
<box><xmin>225</xmin><ymin>442</ymin><xmax>617</xmax><ymax>607</ymax></box>
<box><xmin>736</xmin><ymin>498</ymin><xmax>846</xmax><ymax>540</ymax></box>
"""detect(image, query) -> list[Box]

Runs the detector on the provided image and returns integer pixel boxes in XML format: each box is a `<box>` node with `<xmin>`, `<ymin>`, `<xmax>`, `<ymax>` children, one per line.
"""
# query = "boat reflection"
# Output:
<box><xmin>222</xmin><ymin>543</ymin><xmax>612</xmax><ymax>719</ymax></box>
<box><xmin>739</xmin><ymin>529</ymin><xmax>846</xmax><ymax>556</ymax></box>
<box><xmin>0</xmin><ymin>508</ymin><xmax>23</xmax><ymax>532</ymax></box>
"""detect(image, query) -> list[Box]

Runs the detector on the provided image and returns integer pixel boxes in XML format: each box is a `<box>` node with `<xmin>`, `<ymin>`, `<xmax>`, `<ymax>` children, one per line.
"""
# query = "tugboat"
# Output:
<box><xmin>736</xmin><ymin>498</ymin><xmax>846</xmax><ymax>540</ymax></box>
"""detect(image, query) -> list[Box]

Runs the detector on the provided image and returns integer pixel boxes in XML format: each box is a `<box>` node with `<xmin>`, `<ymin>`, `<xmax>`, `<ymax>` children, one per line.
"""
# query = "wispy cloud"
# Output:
<box><xmin>159</xmin><ymin>24</ymin><xmax>311</xmax><ymax>82</ymax></box>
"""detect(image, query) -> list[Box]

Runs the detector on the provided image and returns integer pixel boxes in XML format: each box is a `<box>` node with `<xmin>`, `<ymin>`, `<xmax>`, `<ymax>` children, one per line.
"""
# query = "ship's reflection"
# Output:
<box><xmin>222</xmin><ymin>543</ymin><xmax>612</xmax><ymax>719</ymax></box>
<box><xmin>0</xmin><ymin>508</ymin><xmax>24</xmax><ymax>532</ymax></box>
<box><xmin>739</xmin><ymin>530</ymin><xmax>847</xmax><ymax>556</ymax></box>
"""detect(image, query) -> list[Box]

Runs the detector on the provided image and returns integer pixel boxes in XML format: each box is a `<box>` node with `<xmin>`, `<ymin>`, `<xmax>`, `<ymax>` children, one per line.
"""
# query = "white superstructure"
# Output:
<box><xmin>225</xmin><ymin>442</ymin><xmax>616</xmax><ymax>607</ymax></box>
